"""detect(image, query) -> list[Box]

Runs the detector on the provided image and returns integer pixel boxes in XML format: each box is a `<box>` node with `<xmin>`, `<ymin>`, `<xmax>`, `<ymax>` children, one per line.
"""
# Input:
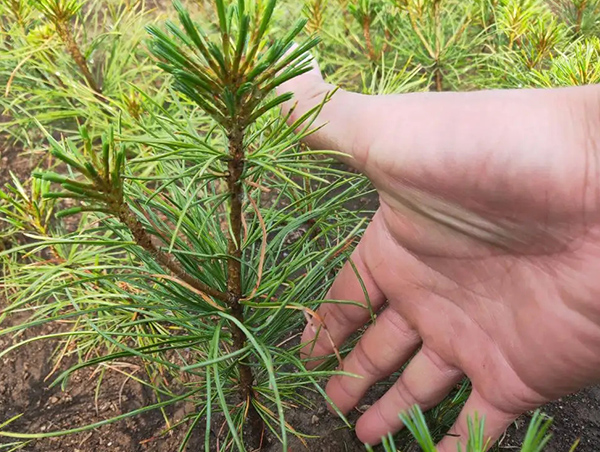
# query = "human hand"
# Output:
<box><xmin>280</xmin><ymin>60</ymin><xmax>600</xmax><ymax>450</ymax></box>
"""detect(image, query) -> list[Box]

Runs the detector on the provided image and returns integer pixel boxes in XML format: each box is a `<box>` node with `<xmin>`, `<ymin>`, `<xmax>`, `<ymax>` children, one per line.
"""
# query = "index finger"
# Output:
<box><xmin>301</xmin><ymin>225</ymin><xmax>386</xmax><ymax>368</ymax></box>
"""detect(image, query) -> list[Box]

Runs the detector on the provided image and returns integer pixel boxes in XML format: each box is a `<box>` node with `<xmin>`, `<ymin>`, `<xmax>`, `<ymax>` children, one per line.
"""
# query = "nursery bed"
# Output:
<box><xmin>1</xmin><ymin>147</ymin><xmax>600</xmax><ymax>452</ymax></box>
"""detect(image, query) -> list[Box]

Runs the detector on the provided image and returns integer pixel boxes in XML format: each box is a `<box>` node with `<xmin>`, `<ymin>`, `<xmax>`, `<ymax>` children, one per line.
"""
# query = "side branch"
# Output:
<box><xmin>117</xmin><ymin>204</ymin><xmax>228</xmax><ymax>303</ymax></box>
<box><xmin>54</xmin><ymin>19</ymin><xmax>108</xmax><ymax>106</ymax></box>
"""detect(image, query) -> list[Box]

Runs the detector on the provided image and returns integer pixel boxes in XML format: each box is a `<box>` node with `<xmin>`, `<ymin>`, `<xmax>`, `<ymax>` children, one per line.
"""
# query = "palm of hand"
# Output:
<box><xmin>283</xmin><ymin>64</ymin><xmax>600</xmax><ymax>449</ymax></box>
<box><xmin>326</xmin><ymin>201</ymin><xmax>600</xmax><ymax>449</ymax></box>
<box><xmin>301</xmin><ymin>115</ymin><xmax>600</xmax><ymax>450</ymax></box>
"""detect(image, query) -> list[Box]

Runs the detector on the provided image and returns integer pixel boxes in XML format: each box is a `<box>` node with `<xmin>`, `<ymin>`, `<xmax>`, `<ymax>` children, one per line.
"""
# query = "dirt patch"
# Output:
<box><xmin>502</xmin><ymin>388</ymin><xmax>600</xmax><ymax>451</ymax></box>
<box><xmin>2</xmin><ymin>323</ymin><xmax>600</xmax><ymax>452</ymax></box>
<box><xmin>0</xmin><ymin>309</ymin><xmax>205</xmax><ymax>452</ymax></box>
<box><xmin>0</xmin><ymin>129</ymin><xmax>41</xmax><ymax>186</ymax></box>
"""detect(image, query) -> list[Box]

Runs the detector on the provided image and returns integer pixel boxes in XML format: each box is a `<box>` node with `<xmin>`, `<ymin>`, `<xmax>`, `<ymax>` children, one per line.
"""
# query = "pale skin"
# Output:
<box><xmin>278</xmin><ymin>58</ymin><xmax>600</xmax><ymax>450</ymax></box>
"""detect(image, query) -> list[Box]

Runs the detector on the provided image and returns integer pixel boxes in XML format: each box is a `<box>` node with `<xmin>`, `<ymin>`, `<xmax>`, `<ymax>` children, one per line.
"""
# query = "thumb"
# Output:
<box><xmin>277</xmin><ymin>51</ymin><xmax>377</xmax><ymax>170</ymax></box>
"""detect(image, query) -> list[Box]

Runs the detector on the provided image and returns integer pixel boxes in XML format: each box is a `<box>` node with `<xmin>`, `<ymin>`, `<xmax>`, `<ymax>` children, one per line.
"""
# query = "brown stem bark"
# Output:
<box><xmin>576</xmin><ymin>0</ymin><xmax>587</xmax><ymax>34</ymax></box>
<box><xmin>434</xmin><ymin>66</ymin><xmax>443</xmax><ymax>92</ymax></box>
<box><xmin>226</xmin><ymin>125</ymin><xmax>263</xmax><ymax>449</ymax></box>
<box><xmin>55</xmin><ymin>20</ymin><xmax>103</xmax><ymax>98</ymax></box>
<box><xmin>362</xmin><ymin>17</ymin><xmax>377</xmax><ymax>62</ymax></box>
<box><xmin>117</xmin><ymin>204</ymin><xmax>228</xmax><ymax>303</ymax></box>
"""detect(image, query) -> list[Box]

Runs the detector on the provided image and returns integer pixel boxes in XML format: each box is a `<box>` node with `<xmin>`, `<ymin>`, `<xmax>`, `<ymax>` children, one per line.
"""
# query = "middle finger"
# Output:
<box><xmin>325</xmin><ymin>307</ymin><xmax>421</xmax><ymax>414</ymax></box>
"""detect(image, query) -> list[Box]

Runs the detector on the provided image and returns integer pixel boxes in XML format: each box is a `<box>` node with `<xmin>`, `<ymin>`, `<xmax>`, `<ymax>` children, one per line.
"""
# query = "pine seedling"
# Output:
<box><xmin>365</xmin><ymin>406</ymin><xmax>553</xmax><ymax>452</ymax></box>
<box><xmin>146</xmin><ymin>1</ymin><xmax>320</xmax><ymax>445</ymax></box>
<box><xmin>478</xmin><ymin>0</ymin><xmax>572</xmax><ymax>88</ymax></box>
<box><xmin>387</xmin><ymin>0</ymin><xmax>482</xmax><ymax>91</ymax></box>
<box><xmin>530</xmin><ymin>37</ymin><xmax>600</xmax><ymax>86</ymax></box>
<box><xmin>552</xmin><ymin>0</ymin><xmax>600</xmax><ymax>36</ymax></box>
<box><xmin>520</xmin><ymin>410</ymin><xmax>553</xmax><ymax>452</ymax></box>
<box><xmin>303</xmin><ymin>0</ymin><xmax>329</xmax><ymax>34</ymax></box>
<box><xmin>399</xmin><ymin>405</ymin><xmax>438</xmax><ymax>451</ymax></box>
<box><xmin>0</xmin><ymin>0</ymin><xmax>33</xmax><ymax>29</ymax></box>
<box><xmin>517</xmin><ymin>17</ymin><xmax>566</xmax><ymax>70</ymax></box>
<box><xmin>2</xmin><ymin>1</ymin><xmax>342</xmax><ymax>450</ymax></box>
<box><xmin>495</xmin><ymin>0</ymin><xmax>540</xmax><ymax>49</ymax></box>
<box><xmin>348</xmin><ymin>0</ymin><xmax>386</xmax><ymax>61</ymax></box>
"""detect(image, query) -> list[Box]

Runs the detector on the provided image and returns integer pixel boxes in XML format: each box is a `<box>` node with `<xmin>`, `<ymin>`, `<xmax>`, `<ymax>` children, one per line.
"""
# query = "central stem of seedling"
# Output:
<box><xmin>145</xmin><ymin>1</ymin><xmax>321</xmax><ymax>446</ymax></box>
<box><xmin>226</xmin><ymin>123</ymin><xmax>263</xmax><ymax>447</ymax></box>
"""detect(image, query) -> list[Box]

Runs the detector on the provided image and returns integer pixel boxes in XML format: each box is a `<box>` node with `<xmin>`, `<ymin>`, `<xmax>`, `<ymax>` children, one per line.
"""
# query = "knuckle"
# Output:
<box><xmin>421</xmin><ymin>346</ymin><xmax>458</xmax><ymax>377</ymax></box>
<box><xmin>354</xmin><ymin>339</ymin><xmax>385</xmax><ymax>377</ymax></box>
<box><xmin>383</xmin><ymin>309</ymin><xmax>419</xmax><ymax>343</ymax></box>
<box><xmin>393</xmin><ymin>376</ymin><xmax>429</xmax><ymax>409</ymax></box>
<box><xmin>372</xmin><ymin>401</ymin><xmax>398</xmax><ymax>432</ymax></box>
<box><xmin>332</xmin><ymin>373</ymin><xmax>360</xmax><ymax>405</ymax></box>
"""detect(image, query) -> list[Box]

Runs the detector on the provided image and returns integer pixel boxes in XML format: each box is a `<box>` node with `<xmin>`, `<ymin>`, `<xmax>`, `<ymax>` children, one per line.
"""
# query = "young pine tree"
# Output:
<box><xmin>0</xmin><ymin>0</ymin><xmax>368</xmax><ymax>450</ymax></box>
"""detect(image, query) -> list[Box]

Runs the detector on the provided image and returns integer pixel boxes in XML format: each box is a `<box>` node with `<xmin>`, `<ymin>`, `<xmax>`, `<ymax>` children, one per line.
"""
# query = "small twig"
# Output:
<box><xmin>150</xmin><ymin>274</ymin><xmax>225</xmax><ymax>311</ymax></box>
<box><xmin>44</xmin><ymin>329</ymin><xmax>76</xmax><ymax>381</ymax></box>
<box><xmin>242</xmin><ymin>194</ymin><xmax>266</xmax><ymax>301</ymax></box>
<box><xmin>119</xmin><ymin>372</ymin><xmax>136</xmax><ymax>410</ymax></box>
<box><xmin>217</xmin><ymin>419</ymin><xmax>228</xmax><ymax>446</ymax></box>
<box><xmin>275</xmin><ymin>332</ymin><xmax>302</xmax><ymax>348</ymax></box>
<box><xmin>241</xmin><ymin>206</ymin><xmax>249</xmax><ymax>244</ymax></box>
<box><xmin>5</xmin><ymin>53</ymin><xmax>33</xmax><ymax>97</ymax></box>
<box><xmin>139</xmin><ymin>435</ymin><xmax>162</xmax><ymax>445</ymax></box>
<box><xmin>328</xmin><ymin>234</ymin><xmax>359</xmax><ymax>263</ymax></box>
<box><xmin>78</xmin><ymin>432</ymin><xmax>94</xmax><ymax>447</ymax></box>
<box><xmin>302</xmin><ymin>307</ymin><xmax>343</xmax><ymax>368</ymax></box>
<box><xmin>245</xmin><ymin>179</ymin><xmax>271</xmax><ymax>193</ymax></box>
<box><xmin>258</xmin><ymin>427</ymin><xmax>266</xmax><ymax>452</ymax></box>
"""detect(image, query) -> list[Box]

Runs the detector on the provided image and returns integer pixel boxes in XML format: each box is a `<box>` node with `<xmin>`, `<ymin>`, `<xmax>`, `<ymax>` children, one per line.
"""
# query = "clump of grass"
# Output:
<box><xmin>366</xmin><ymin>406</ymin><xmax>554</xmax><ymax>452</ymax></box>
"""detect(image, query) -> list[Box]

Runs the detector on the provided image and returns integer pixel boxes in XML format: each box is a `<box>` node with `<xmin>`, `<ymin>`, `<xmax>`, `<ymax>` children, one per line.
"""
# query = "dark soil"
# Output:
<box><xmin>2</xmin><ymin>144</ymin><xmax>600</xmax><ymax>452</ymax></box>
<box><xmin>0</xmin><ymin>137</ymin><xmax>36</xmax><ymax>190</ymax></box>
<box><xmin>0</xmin><ymin>312</ymin><xmax>205</xmax><ymax>452</ymax></box>
<box><xmin>501</xmin><ymin>389</ymin><xmax>600</xmax><ymax>451</ymax></box>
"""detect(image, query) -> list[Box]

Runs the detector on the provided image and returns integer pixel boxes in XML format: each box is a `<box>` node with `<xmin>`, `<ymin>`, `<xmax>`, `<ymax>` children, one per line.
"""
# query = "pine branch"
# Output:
<box><xmin>116</xmin><ymin>203</ymin><xmax>228</xmax><ymax>303</ymax></box>
<box><xmin>35</xmin><ymin>128</ymin><xmax>228</xmax><ymax>306</ymax></box>
<box><xmin>54</xmin><ymin>20</ymin><xmax>101</xmax><ymax>94</ymax></box>
<box><xmin>32</xmin><ymin>0</ymin><xmax>108</xmax><ymax>104</ymax></box>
